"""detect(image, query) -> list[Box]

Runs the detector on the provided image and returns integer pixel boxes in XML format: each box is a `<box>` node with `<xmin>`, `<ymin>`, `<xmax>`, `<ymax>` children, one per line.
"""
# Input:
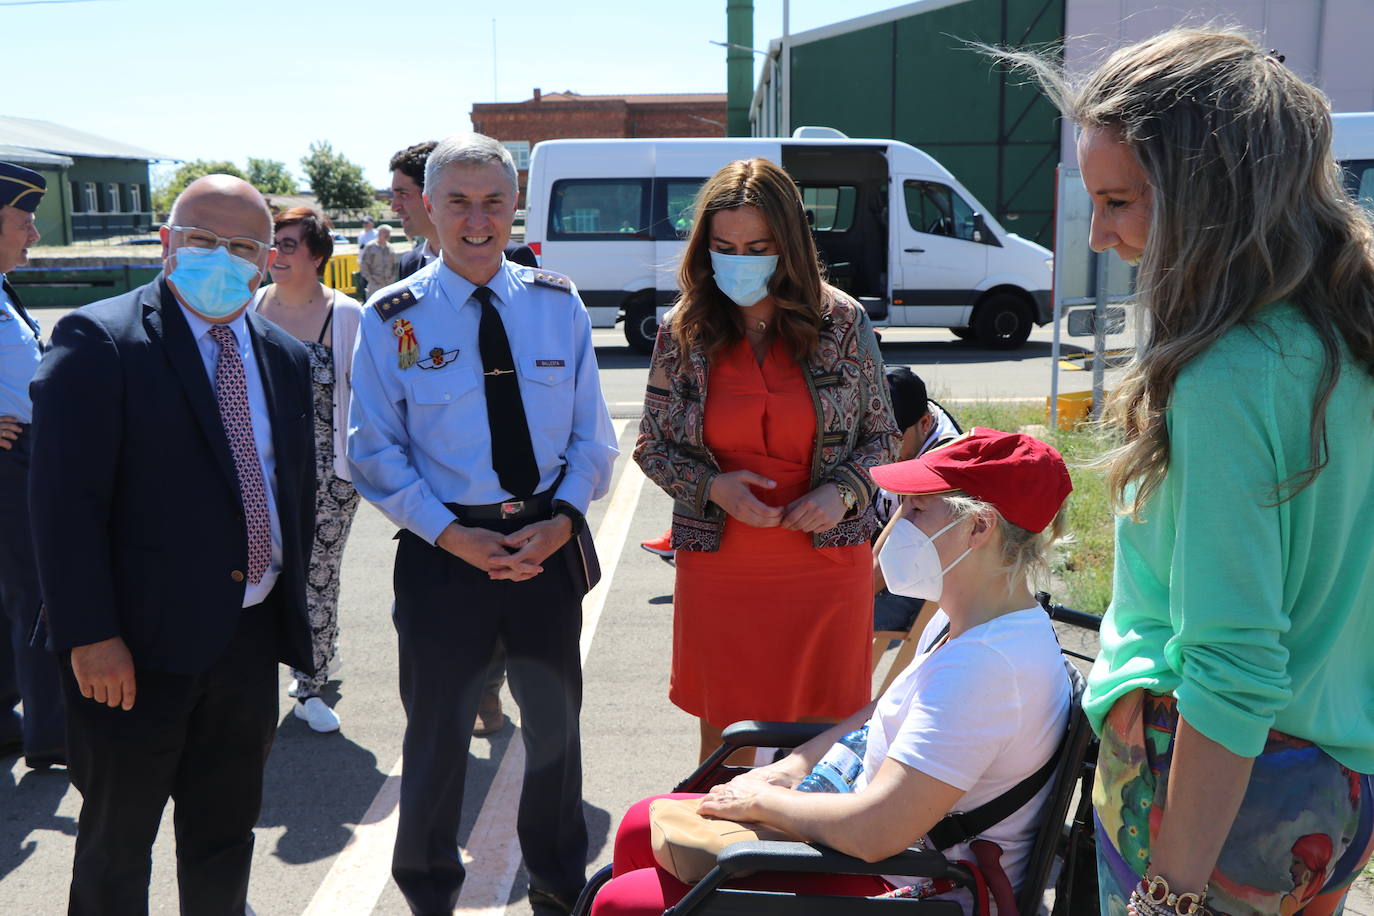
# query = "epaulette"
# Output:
<box><xmin>523</xmin><ymin>268</ymin><xmax>572</xmax><ymax>293</ymax></box>
<box><xmin>374</xmin><ymin>288</ymin><xmax>419</xmax><ymax>321</ymax></box>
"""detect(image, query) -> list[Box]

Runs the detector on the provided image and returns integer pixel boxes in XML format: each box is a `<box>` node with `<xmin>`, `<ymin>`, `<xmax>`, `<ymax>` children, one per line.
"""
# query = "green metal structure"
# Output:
<box><xmin>764</xmin><ymin>0</ymin><xmax>1064</xmax><ymax>247</ymax></box>
<box><xmin>726</xmin><ymin>0</ymin><xmax>754</xmax><ymax>137</ymax></box>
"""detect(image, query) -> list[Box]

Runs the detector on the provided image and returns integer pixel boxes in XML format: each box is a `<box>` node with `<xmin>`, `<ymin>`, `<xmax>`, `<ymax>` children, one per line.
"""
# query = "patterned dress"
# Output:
<box><xmin>291</xmin><ymin>307</ymin><xmax>362</xmax><ymax>697</ymax></box>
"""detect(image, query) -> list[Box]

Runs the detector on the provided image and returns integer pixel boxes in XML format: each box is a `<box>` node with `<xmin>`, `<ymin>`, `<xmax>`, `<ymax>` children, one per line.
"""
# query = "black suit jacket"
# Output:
<box><xmin>28</xmin><ymin>277</ymin><xmax>316</xmax><ymax>675</ymax></box>
<box><xmin>395</xmin><ymin>243</ymin><xmax>537</xmax><ymax>282</ymax></box>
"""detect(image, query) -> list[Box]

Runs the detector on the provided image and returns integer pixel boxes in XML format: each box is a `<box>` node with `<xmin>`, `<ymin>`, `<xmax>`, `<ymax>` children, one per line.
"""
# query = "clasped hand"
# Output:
<box><xmin>708</xmin><ymin>471</ymin><xmax>846</xmax><ymax>533</ymax></box>
<box><xmin>436</xmin><ymin>516</ymin><xmax>573</xmax><ymax>581</ymax></box>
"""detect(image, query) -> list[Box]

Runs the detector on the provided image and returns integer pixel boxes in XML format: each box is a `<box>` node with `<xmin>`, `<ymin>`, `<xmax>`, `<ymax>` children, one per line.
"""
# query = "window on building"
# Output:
<box><xmin>502</xmin><ymin>141</ymin><xmax>531</xmax><ymax>170</ymax></box>
<box><xmin>800</xmin><ymin>185</ymin><xmax>857</xmax><ymax>232</ymax></box>
<box><xmin>83</xmin><ymin>182</ymin><xmax>98</xmax><ymax>213</ymax></box>
<box><xmin>129</xmin><ymin>183</ymin><xmax>142</xmax><ymax>213</ymax></box>
<box><xmin>106</xmin><ymin>183</ymin><xmax>122</xmax><ymax>213</ymax></box>
<box><xmin>549</xmin><ymin>179</ymin><xmax>648</xmax><ymax>237</ymax></box>
<box><xmin>904</xmin><ymin>180</ymin><xmax>978</xmax><ymax>242</ymax></box>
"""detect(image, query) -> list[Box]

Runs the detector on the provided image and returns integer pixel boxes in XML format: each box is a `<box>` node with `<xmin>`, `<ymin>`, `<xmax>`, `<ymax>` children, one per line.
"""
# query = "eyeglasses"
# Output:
<box><xmin>275</xmin><ymin>238</ymin><xmax>300</xmax><ymax>254</ymax></box>
<box><xmin>169</xmin><ymin>225</ymin><xmax>270</xmax><ymax>261</ymax></box>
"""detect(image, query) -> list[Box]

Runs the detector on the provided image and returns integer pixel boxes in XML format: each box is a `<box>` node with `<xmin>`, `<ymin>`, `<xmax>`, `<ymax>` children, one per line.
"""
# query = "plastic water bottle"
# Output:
<box><xmin>795</xmin><ymin>725</ymin><xmax>868</xmax><ymax>793</ymax></box>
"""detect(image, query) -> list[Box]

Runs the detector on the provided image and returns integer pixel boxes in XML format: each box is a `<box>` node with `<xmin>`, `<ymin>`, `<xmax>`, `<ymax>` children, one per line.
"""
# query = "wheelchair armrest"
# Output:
<box><xmin>716</xmin><ymin>840</ymin><xmax>954</xmax><ymax>879</ymax></box>
<box><xmin>721</xmin><ymin>721</ymin><xmax>831</xmax><ymax>749</ymax></box>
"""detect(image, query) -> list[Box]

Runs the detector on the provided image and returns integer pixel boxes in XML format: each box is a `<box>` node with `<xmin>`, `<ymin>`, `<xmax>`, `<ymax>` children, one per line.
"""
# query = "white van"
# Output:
<box><xmin>523</xmin><ymin>133</ymin><xmax>1053</xmax><ymax>353</ymax></box>
<box><xmin>1334</xmin><ymin>112</ymin><xmax>1374</xmax><ymax>213</ymax></box>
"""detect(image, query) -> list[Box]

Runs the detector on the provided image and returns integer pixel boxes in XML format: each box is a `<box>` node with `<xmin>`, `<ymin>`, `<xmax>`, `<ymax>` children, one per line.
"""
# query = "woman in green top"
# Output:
<box><xmin>1006</xmin><ymin>27</ymin><xmax>1374</xmax><ymax>916</ymax></box>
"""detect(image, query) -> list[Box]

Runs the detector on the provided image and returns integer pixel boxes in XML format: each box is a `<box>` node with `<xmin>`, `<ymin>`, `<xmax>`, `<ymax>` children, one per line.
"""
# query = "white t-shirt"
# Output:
<box><xmin>857</xmin><ymin>607</ymin><xmax>1070</xmax><ymax>909</ymax></box>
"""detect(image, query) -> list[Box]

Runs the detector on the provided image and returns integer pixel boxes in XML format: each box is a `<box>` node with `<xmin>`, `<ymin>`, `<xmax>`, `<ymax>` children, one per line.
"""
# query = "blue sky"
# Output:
<box><xmin>7</xmin><ymin>0</ymin><xmax>904</xmax><ymax>188</ymax></box>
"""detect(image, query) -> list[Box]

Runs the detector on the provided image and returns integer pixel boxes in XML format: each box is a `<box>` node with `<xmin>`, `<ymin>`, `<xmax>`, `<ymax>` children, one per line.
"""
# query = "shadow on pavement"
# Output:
<box><xmin>594</xmin><ymin>348</ymin><xmax>651</xmax><ymax>370</ymax></box>
<box><xmin>0</xmin><ymin>764</ymin><xmax>77</xmax><ymax>881</ymax></box>
<box><xmin>879</xmin><ymin>338</ymin><xmax>1089</xmax><ymax>366</ymax></box>
<box><xmin>258</xmin><ymin>686</ymin><xmax>389</xmax><ymax>866</ymax></box>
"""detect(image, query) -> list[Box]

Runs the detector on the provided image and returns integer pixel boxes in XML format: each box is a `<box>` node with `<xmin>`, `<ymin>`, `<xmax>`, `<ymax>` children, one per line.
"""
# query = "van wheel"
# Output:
<box><xmin>973</xmin><ymin>294</ymin><xmax>1032</xmax><ymax>350</ymax></box>
<box><xmin>949</xmin><ymin>326</ymin><xmax>974</xmax><ymax>341</ymax></box>
<box><xmin>624</xmin><ymin>302</ymin><xmax>658</xmax><ymax>355</ymax></box>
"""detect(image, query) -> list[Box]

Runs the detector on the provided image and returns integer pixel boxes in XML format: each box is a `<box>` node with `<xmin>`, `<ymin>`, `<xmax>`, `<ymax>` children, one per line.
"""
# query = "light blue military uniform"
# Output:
<box><xmin>0</xmin><ymin>276</ymin><xmax>42</xmax><ymax>423</ymax></box>
<box><xmin>347</xmin><ymin>255</ymin><xmax>617</xmax><ymax>541</ymax></box>
<box><xmin>346</xmin><ymin>253</ymin><xmax>617</xmax><ymax>911</ymax></box>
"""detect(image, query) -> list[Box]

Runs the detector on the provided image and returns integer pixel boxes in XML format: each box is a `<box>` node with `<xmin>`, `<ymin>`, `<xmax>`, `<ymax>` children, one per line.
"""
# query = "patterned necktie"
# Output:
<box><xmin>208</xmin><ymin>325</ymin><xmax>272</xmax><ymax>584</ymax></box>
<box><xmin>473</xmin><ymin>286</ymin><xmax>540</xmax><ymax>499</ymax></box>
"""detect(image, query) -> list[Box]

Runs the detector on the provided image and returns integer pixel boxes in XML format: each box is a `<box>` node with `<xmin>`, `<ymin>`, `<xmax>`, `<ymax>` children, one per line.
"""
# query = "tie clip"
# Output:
<box><xmin>484</xmin><ymin>368</ymin><xmax>515</xmax><ymax>376</ymax></box>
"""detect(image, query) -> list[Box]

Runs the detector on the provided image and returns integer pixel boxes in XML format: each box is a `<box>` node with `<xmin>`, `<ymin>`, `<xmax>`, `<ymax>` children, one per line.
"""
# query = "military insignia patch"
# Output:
<box><xmin>393</xmin><ymin>318</ymin><xmax>420</xmax><ymax>369</ymax></box>
<box><xmin>375</xmin><ymin>288</ymin><xmax>418</xmax><ymax>321</ymax></box>
<box><xmin>0</xmin><ymin>311</ymin><xmax>11</xmax><ymax>323</ymax></box>
<box><xmin>417</xmin><ymin>347</ymin><xmax>460</xmax><ymax>370</ymax></box>
<box><xmin>529</xmin><ymin>269</ymin><xmax>572</xmax><ymax>292</ymax></box>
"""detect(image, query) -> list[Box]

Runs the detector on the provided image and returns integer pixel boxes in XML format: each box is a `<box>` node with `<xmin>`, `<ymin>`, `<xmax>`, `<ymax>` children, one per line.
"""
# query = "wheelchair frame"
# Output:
<box><xmin>571</xmin><ymin>598</ymin><xmax>1101</xmax><ymax>916</ymax></box>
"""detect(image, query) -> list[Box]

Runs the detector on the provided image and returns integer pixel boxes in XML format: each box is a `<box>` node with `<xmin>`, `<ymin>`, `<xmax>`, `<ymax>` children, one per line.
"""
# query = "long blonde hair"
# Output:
<box><xmin>671</xmin><ymin>158</ymin><xmax>827</xmax><ymax>365</ymax></box>
<box><xmin>997</xmin><ymin>28</ymin><xmax>1374</xmax><ymax>515</ymax></box>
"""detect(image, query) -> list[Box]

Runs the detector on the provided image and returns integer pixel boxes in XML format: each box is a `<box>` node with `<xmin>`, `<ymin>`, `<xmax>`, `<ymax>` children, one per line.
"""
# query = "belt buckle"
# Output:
<box><xmin>500</xmin><ymin>500</ymin><xmax>525</xmax><ymax>519</ymax></box>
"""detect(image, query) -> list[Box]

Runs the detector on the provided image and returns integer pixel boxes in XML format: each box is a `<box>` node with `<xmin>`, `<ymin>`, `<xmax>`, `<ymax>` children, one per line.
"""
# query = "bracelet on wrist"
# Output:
<box><xmin>1129</xmin><ymin>874</ymin><xmax>1210</xmax><ymax>916</ymax></box>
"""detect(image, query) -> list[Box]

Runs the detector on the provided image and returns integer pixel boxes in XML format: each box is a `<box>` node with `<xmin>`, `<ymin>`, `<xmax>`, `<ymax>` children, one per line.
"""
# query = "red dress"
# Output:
<box><xmin>671</xmin><ymin>337</ymin><xmax>871</xmax><ymax>726</ymax></box>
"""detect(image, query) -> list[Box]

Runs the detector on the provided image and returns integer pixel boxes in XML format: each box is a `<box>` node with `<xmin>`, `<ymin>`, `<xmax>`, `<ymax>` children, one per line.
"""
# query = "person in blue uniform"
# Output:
<box><xmin>348</xmin><ymin>133</ymin><xmax>618</xmax><ymax>916</ymax></box>
<box><xmin>0</xmin><ymin>160</ymin><xmax>64</xmax><ymax>769</ymax></box>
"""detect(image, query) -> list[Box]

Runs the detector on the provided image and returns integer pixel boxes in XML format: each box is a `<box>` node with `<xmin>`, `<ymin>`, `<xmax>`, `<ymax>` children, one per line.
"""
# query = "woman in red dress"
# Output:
<box><xmin>635</xmin><ymin>158</ymin><xmax>898</xmax><ymax>762</ymax></box>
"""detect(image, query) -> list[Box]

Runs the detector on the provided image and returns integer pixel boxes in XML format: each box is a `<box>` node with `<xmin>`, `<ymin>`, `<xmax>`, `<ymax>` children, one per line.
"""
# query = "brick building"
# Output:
<box><xmin>470</xmin><ymin>90</ymin><xmax>726</xmax><ymax>203</ymax></box>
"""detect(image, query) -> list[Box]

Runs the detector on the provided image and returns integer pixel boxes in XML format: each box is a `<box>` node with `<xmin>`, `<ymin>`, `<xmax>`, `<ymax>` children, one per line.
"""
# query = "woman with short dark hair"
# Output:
<box><xmin>634</xmin><ymin>157</ymin><xmax>898</xmax><ymax>763</ymax></box>
<box><xmin>254</xmin><ymin>206</ymin><xmax>363</xmax><ymax>733</ymax></box>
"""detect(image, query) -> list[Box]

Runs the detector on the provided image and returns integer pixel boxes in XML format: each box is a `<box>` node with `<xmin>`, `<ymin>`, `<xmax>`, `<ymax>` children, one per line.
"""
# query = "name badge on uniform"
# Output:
<box><xmin>535</xmin><ymin>359</ymin><xmax>565</xmax><ymax>368</ymax></box>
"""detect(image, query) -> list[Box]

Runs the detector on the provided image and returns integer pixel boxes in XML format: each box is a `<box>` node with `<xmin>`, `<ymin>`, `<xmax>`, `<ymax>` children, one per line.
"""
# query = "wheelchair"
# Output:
<box><xmin>572</xmin><ymin>596</ymin><xmax>1101</xmax><ymax>916</ymax></box>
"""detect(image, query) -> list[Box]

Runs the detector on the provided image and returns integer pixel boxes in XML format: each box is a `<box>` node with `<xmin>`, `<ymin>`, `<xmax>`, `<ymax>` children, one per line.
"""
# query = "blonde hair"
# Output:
<box><xmin>671</xmin><ymin>158</ymin><xmax>829</xmax><ymax>365</ymax></box>
<box><xmin>943</xmin><ymin>493</ymin><xmax>1069</xmax><ymax>596</ymax></box>
<box><xmin>993</xmin><ymin>28</ymin><xmax>1374</xmax><ymax>516</ymax></box>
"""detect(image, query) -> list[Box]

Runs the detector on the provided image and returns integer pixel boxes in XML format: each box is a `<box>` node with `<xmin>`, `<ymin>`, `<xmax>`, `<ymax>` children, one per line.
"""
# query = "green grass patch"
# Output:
<box><xmin>943</xmin><ymin>400</ymin><xmax>1119</xmax><ymax>614</ymax></box>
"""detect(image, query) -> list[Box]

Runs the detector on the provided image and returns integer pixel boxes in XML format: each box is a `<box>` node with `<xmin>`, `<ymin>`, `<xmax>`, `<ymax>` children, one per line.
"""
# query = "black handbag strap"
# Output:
<box><xmin>925</xmin><ymin>725</ymin><xmax>1065</xmax><ymax>852</ymax></box>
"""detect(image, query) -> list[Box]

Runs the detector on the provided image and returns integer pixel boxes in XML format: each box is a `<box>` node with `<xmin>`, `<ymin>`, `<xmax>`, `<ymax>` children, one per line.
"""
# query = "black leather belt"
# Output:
<box><xmin>445</xmin><ymin>489</ymin><xmax>554</xmax><ymax>524</ymax></box>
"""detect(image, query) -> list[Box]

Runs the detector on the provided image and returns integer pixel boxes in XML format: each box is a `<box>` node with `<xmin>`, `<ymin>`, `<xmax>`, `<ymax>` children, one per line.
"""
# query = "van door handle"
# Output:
<box><xmin>904</xmin><ymin>247</ymin><xmax>925</xmax><ymax>253</ymax></box>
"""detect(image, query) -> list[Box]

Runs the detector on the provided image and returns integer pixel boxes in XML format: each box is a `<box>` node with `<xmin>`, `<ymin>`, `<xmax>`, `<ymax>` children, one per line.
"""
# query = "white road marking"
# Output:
<box><xmin>303</xmin><ymin>419</ymin><xmax>643</xmax><ymax>916</ymax></box>
<box><xmin>456</xmin><ymin>421</ymin><xmax>645</xmax><ymax>915</ymax></box>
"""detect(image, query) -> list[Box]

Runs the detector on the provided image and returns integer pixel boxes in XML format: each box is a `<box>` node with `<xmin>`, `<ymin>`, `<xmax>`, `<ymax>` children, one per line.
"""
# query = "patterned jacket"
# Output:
<box><xmin>634</xmin><ymin>291</ymin><xmax>898</xmax><ymax>552</ymax></box>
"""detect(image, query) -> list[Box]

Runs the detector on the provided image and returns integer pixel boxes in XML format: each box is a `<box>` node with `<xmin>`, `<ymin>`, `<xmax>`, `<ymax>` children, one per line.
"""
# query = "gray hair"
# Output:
<box><xmin>375</xmin><ymin>223</ymin><xmax>391</xmax><ymax>236</ymax></box>
<box><xmin>941</xmin><ymin>493</ymin><xmax>1069</xmax><ymax>596</ymax></box>
<box><xmin>424</xmin><ymin>133</ymin><xmax>518</xmax><ymax>197</ymax></box>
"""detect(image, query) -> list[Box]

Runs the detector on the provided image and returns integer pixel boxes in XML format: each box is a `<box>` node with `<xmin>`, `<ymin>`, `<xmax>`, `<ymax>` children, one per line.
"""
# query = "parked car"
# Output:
<box><xmin>523</xmin><ymin>130</ymin><xmax>1053</xmax><ymax>353</ymax></box>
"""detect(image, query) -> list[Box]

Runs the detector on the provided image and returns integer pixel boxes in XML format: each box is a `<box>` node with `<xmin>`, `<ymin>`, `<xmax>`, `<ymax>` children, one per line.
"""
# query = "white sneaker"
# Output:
<box><xmin>293</xmin><ymin>697</ymin><xmax>340</xmax><ymax>733</ymax></box>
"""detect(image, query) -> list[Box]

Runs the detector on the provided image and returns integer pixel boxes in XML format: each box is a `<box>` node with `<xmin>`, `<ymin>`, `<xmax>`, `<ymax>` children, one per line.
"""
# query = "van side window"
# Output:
<box><xmin>1341</xmin><ymin>159</ymin><xmax>1374</xmax><ymax>213</ymax></box>
<box><xmin>550</xmin><ymin>179</ymin><xmax>649</xmax><ymax>239</ymax></box>
<box><xmin>662</xmin><ymin>179</ymin><xmax>704</xmax><ymax>238</ymax></box>
<box><xmin>904</xmin><ymin>180</ymin><xmax>979</xmax><ymax>242</ymax></box>
<box><xmin>800</xmin><ymin>185</ymin><xmax>857</xmax><ymax>232</ymax></box>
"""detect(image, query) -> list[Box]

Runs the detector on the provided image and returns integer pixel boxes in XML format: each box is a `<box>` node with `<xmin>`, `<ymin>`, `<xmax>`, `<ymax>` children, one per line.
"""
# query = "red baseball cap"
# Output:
<box><xmin>869</xmin><ymin>427</ymin><xmax>1073</xmax><ymax>533</ymax></box>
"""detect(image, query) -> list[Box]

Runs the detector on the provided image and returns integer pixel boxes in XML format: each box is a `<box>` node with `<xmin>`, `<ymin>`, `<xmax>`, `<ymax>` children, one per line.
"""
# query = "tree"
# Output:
<box><xmin>247</xmin><ymin>158</ymin><xmax>297</xmax><ymax>195</ymax></box>
<box><xmin>153</xmin><ymin>159</ymin><xmax>246</xmax><ymax>213</ymax></box>
<box><xmin>299</xmin><ymin>141</ymin><xmax>374</xmax><ymax>211</ymax></box>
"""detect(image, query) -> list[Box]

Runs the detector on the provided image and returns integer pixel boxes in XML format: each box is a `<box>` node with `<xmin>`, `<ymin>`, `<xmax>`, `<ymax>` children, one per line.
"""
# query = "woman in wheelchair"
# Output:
<box><xmin>593</xmin><ymin>430</ymin><xmax>1074</xmax><ymax>916</ymax></box>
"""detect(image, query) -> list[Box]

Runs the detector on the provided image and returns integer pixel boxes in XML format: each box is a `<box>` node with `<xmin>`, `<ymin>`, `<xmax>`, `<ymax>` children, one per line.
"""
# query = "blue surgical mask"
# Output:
<box><xmin>709</xmin><ymin>250</ymin><xmax>778</xmax><ymax>308</ymax></box>
<box><xmin>168</xmin><ymin>245</ymin><xmax>261</xmax><ymax>320</ymax></box>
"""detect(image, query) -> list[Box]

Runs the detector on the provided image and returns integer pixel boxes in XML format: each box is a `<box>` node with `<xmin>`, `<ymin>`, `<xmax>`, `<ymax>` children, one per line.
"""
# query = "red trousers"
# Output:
<box><xmin>590</xmin><ymin>794</ymin><xmax>895</xmax><ymax>916</ymax></box>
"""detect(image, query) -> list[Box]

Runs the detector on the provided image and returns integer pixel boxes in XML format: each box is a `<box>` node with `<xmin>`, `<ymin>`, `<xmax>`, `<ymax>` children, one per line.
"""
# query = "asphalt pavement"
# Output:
<box><xmin>4</xmin><ymin>325</ymin><xmax>1370</xmax><ymax>914</ymax></box>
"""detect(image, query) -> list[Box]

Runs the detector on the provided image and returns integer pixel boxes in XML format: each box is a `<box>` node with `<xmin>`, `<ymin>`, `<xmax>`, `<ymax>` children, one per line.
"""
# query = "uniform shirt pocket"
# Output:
<box><xmin>406</xmin><ymin>366</ymin><xmax>483</xmax><ymax>456</ymax></box>
<box><xmin>517</xmin><ymin>355</ymin><xmax>575</xmax><ymax>432</ymax></box>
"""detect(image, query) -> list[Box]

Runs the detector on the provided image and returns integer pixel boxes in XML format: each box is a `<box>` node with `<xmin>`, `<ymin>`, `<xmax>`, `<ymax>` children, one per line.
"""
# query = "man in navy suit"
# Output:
<box><xmin>29</xmin><ymin>175</ymin><xmax>316</xmax><ymax>916</ymax></box>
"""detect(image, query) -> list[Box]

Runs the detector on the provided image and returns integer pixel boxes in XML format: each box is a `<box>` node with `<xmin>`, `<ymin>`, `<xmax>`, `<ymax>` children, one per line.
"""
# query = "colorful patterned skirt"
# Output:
<box><xmin>1093</xmin><ymin>690</ymin><xmax>1374</xmax><ymax>916</ymax></box>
